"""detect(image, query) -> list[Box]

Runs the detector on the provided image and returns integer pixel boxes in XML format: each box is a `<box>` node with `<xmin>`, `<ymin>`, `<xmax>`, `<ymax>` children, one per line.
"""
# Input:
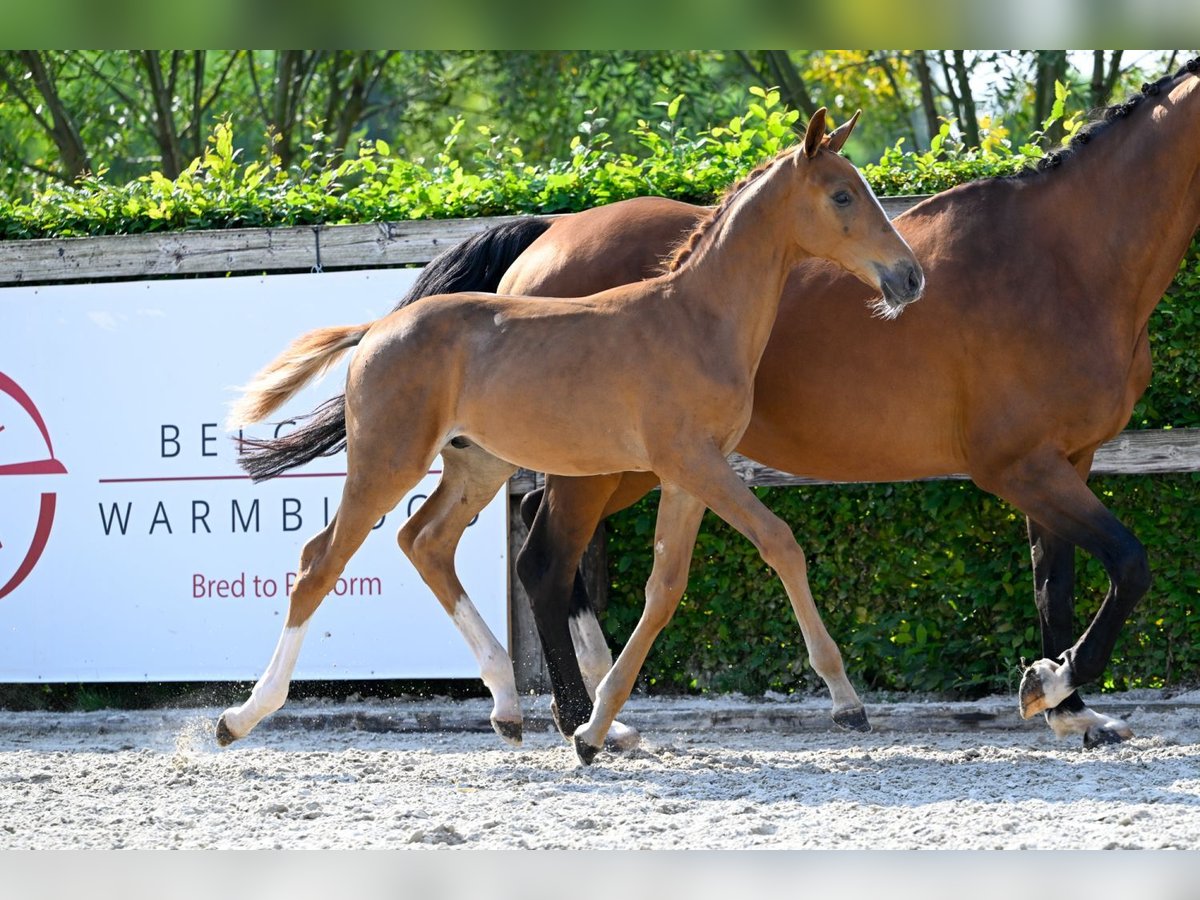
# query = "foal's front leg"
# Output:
<box><xmin>573</xmin><ymin>446</ymin><xmax>867</xmax><ymax>765</ymax></box>
<box><xmin>573</xmin><ymin>484</ymin><xmax>707</xmax><ymax>764</ymax></box>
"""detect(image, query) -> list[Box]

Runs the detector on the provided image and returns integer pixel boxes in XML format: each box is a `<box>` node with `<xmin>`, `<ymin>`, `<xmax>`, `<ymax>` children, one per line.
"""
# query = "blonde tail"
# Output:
<box><xmin>228</xmin><ymin>322</ymin><xmax>372</xmax><ymax>428</ymax></box>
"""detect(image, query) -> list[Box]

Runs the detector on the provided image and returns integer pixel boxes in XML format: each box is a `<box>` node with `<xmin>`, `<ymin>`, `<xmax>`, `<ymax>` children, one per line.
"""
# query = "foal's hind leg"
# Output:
<box><xmin>217</xmin><ymin>465</ymin><xmax>422</xmax><ymax>746</ymax></box>
<box><xmin>397</xmin><ymin>445</ymin><xmax>523</xmax><ymax>745</ymax></box>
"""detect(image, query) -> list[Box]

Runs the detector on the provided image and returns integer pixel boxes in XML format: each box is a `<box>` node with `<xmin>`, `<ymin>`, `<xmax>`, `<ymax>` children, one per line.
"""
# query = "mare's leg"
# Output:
<box><xmin>1027</xmin><ymin>516</ymin><xmax>1133</xmax><ymax>747</ymax></box>
<box><xmin>217</xmin><ymin>463</ymin><xmax>422</xmax><ymax>746</ymax></box>
<box><xmin>396</xmin><ymin>445</ymin><xmax>522</xmax><ymax>744</ymax></box>
<box><xmin>574</xmin><ymin>448</ymin><xmax>865</xmax><ymax>764</ymax></box>
<box><xmin>517</xmin><ymin>471</ymin><xmax>657</xmax><ymax>747</ymax></box>
<box><xmin>979</xmin><ymin>449</ymin><xmax>1148</xmax><ymax>746</ymax></box>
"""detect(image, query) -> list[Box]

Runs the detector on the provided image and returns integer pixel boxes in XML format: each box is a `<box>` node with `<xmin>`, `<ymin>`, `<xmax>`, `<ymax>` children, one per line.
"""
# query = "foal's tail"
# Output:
<box><xmin>232</xmin><ymin>215</ymin><xmax>553</xmax><ymax>482</ymax></box>
<box><xmin>228</xmin><ymin>323</ymin><xmax>371</xmax><ymax>430</ymax></box>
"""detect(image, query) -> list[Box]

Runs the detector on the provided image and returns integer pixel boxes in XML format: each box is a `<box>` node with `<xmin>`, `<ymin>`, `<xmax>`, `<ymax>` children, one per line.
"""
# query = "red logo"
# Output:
<box><xmin>0</xmin><ymin>372</ymin><xmax>67</xmax><ymax>599</ymax></box>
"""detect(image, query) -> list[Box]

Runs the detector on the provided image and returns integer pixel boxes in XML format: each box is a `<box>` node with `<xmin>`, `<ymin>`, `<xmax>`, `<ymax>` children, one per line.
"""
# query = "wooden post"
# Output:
<box><xmin>508</xmin><ymin>494</ymin><xmax>550</xmax><ymax>693</ymax></box>
<box><xmin>507</xmin><ymin>487</ymin><xmax>610</xmax><ymax>695</ymax></box>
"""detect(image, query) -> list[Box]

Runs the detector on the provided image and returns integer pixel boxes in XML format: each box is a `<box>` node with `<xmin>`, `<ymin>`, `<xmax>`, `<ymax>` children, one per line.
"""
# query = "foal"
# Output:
<box><xmin>217</xmin><ymin>109</ymin><xmax>924</xmax><ymax>764</ymax></box>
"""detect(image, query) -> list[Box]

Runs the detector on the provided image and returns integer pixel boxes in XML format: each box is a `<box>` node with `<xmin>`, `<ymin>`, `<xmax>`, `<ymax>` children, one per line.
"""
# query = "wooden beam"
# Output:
<box><xmin>0</xmin><ymin>196</ymin><xmax>928</xmax><ymax>286</ymax></box>
<box><xmin>507</xmin><ymin>428</ymin><xmax>1200</xmax><ymax>495</ymax></box>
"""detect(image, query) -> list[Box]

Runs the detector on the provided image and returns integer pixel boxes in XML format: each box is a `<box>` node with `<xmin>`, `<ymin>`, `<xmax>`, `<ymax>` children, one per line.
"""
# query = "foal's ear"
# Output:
<box><xmin>826</xmin><ymin>109</ymin><xmax>861</xmax><ymax>154</ymax></box>
<box><xmin>802</xmin><ymin>107</ymin><xmax>828</xmax><ymax>159</ymax></box>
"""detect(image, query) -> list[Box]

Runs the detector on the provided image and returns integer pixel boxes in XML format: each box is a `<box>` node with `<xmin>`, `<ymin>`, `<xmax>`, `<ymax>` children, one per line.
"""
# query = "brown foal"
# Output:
<box><xmin>217</xmin><ymin>109</ymin><xmax>923</xmax><ymax>763</ymax></box>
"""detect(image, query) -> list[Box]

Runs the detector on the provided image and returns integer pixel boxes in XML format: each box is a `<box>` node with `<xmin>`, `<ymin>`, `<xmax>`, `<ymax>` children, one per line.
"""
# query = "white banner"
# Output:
<box><xmin>0</xmin><ymin>270</ymin><xmax>508</xmax><ymax>681</ymax></box>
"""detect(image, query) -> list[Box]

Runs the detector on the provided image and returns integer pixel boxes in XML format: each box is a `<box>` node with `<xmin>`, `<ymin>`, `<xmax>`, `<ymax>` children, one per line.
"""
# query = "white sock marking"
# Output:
<box><xmin>452</xmin><ymin>595</ymin><xmax>519</xmax><ymax>722</ymax></box>
<box><xmin>222</xmin><ymin>622</ymin><xmax>309</xmax><ymax>738</ymax></box>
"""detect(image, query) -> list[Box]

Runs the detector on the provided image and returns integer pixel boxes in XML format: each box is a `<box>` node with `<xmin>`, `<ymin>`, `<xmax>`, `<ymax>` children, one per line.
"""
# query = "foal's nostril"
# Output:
<box><xmin>905</xmin><ymin>264</ymin><xmax>922</xmax><ymax>294</ymax></box>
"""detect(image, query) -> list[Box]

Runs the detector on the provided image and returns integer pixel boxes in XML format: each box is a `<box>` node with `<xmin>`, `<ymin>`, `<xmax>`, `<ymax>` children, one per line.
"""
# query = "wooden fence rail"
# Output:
<box><xmin>4</xmin><ymin>200</ymin><xmax>1197</xmax><ymax>690</ymax></box>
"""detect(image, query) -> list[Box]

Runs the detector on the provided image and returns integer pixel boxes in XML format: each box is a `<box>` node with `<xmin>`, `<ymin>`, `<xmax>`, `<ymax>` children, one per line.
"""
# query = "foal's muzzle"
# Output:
<box><xmin>876</xmin><ymin>261</ymin><xmax>925</xmax><ymax>311</ymax></box>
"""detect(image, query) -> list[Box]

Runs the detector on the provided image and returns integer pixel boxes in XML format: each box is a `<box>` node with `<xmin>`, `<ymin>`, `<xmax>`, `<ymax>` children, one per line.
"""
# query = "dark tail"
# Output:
<box><xmin>238</xmin><ymin>216</ymin><xmax>553</xmax><ymax>482</ymax></box>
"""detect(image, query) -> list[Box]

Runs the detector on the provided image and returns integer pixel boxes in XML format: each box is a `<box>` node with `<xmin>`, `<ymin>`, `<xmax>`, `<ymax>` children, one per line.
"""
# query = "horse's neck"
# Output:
<box><xmin>665</xmin><ymin>163</ymin><xmax>799</xmax><ymax>373</ymax></box>
<box><xmin>1049</xmin><ymin>72</ymin><xmax>1200</xmax><ymax>331</ymax></box>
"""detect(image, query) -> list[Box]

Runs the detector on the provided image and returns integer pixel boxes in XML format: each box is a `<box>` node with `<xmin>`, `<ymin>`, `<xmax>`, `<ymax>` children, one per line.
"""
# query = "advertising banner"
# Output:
<box><xmin>0</xmin><ymin>270</ymin><xmax>508</xmax><ymax>681</ymax></box>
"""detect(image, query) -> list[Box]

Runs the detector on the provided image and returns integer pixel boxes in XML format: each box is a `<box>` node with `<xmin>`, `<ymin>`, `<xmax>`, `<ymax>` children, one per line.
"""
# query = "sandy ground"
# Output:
<box><xmin>1</xmin><ymin>692</ymin><xmax>1198</xmax><ymax>850</ymax></box>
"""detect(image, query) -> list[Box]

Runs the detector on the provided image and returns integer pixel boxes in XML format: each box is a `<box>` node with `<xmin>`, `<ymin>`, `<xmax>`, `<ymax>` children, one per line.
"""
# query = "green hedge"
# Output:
<box><xmin>0</xmin><ymin>89</ymin><xmax>822</xmax><ymax>239</ymax></box>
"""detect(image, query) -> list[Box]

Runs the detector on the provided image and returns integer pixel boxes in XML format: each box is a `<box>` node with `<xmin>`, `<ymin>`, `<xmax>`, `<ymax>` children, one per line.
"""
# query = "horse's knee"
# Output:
<box><xmin>755</xmin><ymin>518</ymin><xmax>806</xmax><ymax>575</ymax></box>
<box><xmin>1113</xmin><ymin>539</ymin><xmax>1151</xmax><ymax>600</ymax></box>
<box><xmin>643</xmin><ymin>565</ymin><xmax>689</xmax><ymax>631</ymax></box>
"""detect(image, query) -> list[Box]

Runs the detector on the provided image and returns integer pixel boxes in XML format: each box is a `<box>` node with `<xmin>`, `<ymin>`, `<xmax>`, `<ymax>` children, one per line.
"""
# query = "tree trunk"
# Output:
<box><xmin>13</xmin><ymin>51</ymin><xmax>92</xmax><ymax>180</ymax></box>
<box><xmin>912</xmin><ymin>51</ymin><xmax>941</xmax><ymax>149</ymax></box>
<box><xmin>1034</xmin><ymin>50</ymin><xmax>1069</xmax><ymax>145</ymax></box>
<box><xmin>951</xmin><ymin>51</ymin><xmax>979</xmax><ymax>147</ymax></box>
<box><xmin>734</xmin><ymin>51</ymin><xmax>817</xmax><ymax>118</ymax></box>
<box><xmin>139</xmin><ymin>51</ymin><xmax>185</xmax><ymax>178</ymax></box>
<box><xmin>1089</xmin><ymin>49</ymin><xmax>1124</xmax><ymax>109</ymax></box>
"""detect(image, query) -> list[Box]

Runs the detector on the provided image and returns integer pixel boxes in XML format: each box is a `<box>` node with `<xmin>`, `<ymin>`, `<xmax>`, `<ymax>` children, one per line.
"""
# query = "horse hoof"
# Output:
<box><xmin>1018</xmin><ymin>664</ymin><xmax>1053</xmax><ymax>718</ymax></box>
<box><xmin>1020</xmin><ymin>658</ymin><xmax>1072</xmax><ymax>719</ymax></box>
<box><xmin>215</xmin><ymin>714</ymin><xmax>238</xmax><ymax>748</ymax></box>
<box><xmin>573</xmin><ymin>734</ymin><xmax>601</xmax><ymax>766</ymax></box>
<box><xmin>550</xmin><ymin>696</ymin><xmax>594</xmax><ymax>741</ymax></box>
<box><xmin>833</xmin><ymin>706</ymin><xmax>871</xmax><ymax>733</ymax></box>
<box><xmin>604</xmin><ymin>720</ymin><xmax>642</xmax><ymax>752</ymax></box>
<box><xmin>491</xmin><ymin>718</ymin><xmax>523</xmax><ymax>747</ymax></box>
<box><xmin>1083</xmin><ymin>721</ymin><xmax>1134</xmax><ymax>749</ymax></box>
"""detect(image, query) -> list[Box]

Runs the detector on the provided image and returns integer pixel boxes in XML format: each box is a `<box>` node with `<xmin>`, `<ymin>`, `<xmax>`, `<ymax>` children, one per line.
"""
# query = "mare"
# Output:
<box><xmin>240</xmin><ymin>59</ymin><xmax>1200</xmax><ymax>752</ymax></box>
<box><xmin>217</xmin><ymin>110</ymin><xmax>924</xmax><ymax>764</ymax></box>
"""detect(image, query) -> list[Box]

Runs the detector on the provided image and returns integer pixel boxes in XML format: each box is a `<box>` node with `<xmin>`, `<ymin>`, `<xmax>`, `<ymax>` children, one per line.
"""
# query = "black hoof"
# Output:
<box><xmin>551</xmin><ymin>695</ymin><xmax>594</xmax><ymax>740</ymax></box>
<box><xmin>550</xmin><ymin>699</ymin><xmax>569</xmax><ymax>740</ymax></box>
<box><xmin>833</xmin><ymin>706</ymin><xmax>871</xmax><ymax>733</ymax></box>
<box><xmin>1083</xmin><ymin>725</ymin><xmax>1133</xmax><ymax>750</ymax></box>
<box><xmin>491</xmin><ymin>718</ymin><xmax>523</xmax><ymax>747</ymax></box>
<box><xmin>573</xmin><ymin>734</ymin><xmax>601</xmax><ymax>766</ymax></box>
<box><xmin>215</xmin><ymin>714</ymin><xmax>237</xmax><ymax>748</ymax></box>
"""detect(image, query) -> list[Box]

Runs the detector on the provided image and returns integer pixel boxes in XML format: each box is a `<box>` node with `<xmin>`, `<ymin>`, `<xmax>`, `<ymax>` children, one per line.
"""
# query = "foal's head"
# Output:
<box><xmin>787</xmin><ymin>108</ymin><xmax>924</xmax><ymax>318</ymax></box>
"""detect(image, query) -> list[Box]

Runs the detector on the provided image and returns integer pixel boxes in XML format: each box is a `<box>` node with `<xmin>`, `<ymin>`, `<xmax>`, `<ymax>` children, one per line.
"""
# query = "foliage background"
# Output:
<box><xmin>0</xmin><ymin>65</ymin><xmax>1197</xmax><ymax>705</ymax></box>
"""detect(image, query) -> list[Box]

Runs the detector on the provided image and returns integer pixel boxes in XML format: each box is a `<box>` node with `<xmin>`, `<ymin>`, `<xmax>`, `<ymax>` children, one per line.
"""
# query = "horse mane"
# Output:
<box><xmin>663</xmin><ymin>142</ymin><xmax>815</xmax><ymax>274</ymax></box>
<box><xmin>1013</xmin><ymin>56</ymin><xmax>1200</xmax><ymax>178</ymax></box>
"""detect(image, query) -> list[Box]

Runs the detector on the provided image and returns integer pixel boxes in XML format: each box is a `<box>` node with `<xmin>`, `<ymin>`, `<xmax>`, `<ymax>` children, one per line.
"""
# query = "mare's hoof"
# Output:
<box><xmin>1083</xmin><ymin>721</ymin><xmax>1134</xmax><ymax>750</ymax></box>
<box><xmin>491</xmin><ymin>718</ymin><xmax>523</xmax><ymax>747</ymax></box>
<box><xmin>550</xmin><ymin>696</ymin><xmax>594</xmax><ymax>742</ymax></box>
<box><xmin>605</xmin><ymin>720</ymin><xmax>642</xmax><ymax>752</ymax></box>
<box><xmin>1020</xmin><ymin>658</ymin><xmax>1073</xmax><ymax>719</ymax></box>
<box><xmin>573</xmin><ymin>734</ymin><xmax>601</xmax><ymax>766</ymax></box>
<box><xmin>215</xmin><ymin>714</ymin><xmax>238</xmax><ymax>748</ymax></box>
<box><xmin>1018</xmin><ymin>666</ymin><xmax>1050</xmax><ymax>719</ymax></box>
<box><xmin>833</xmin><ymin>706</ymin><xmax>871</xmax><ymax>733</ymax></box>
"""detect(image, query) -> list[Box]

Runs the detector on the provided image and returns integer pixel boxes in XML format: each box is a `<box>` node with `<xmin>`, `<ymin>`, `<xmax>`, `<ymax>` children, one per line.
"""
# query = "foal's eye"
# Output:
<box><xmin>833</xmin><ymin>190</ymin><xmax>852</xmax><ymax>207</ymax></box>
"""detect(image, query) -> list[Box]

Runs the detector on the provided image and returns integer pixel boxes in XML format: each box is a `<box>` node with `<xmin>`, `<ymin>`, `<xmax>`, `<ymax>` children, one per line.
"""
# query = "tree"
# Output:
<box><xmin>0</xmin><ymin>52</ymin><xmax>91</xmax><ymax>181</ymax></box>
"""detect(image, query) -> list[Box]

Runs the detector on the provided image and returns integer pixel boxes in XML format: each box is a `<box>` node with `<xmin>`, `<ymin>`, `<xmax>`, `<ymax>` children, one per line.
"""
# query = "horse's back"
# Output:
<box><xmin>500</xmin><ymin>196</ymin><xmax>706</xmax><ymax>297</ymax></box>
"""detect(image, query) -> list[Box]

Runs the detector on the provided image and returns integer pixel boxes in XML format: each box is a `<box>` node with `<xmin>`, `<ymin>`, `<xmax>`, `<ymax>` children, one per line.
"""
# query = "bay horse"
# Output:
<box><xmin>217</xmin><ymin>109</ymin><xmax>924</xmax><ymax>763</ymax></box>
<box><xmin>240</xmin><ymin>59</ymin><xmax>1200</xmax><ymax>752</ymax></box>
